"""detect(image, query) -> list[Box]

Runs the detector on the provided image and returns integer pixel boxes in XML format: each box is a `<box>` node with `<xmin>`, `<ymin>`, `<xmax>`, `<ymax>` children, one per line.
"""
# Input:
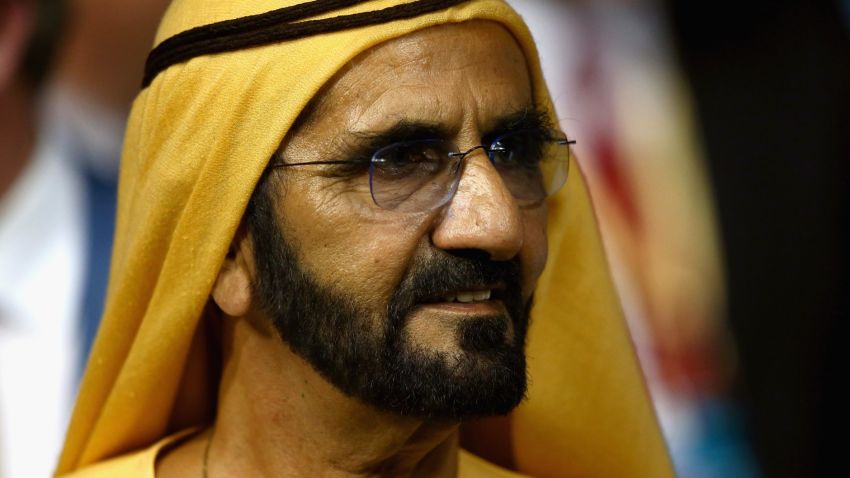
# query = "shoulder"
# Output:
<box><xmin>57</xmin><ymin>447</ymin><xmax>156</xmax><ymax>478</ymax></box>
<box><xmin>56</xmin><ymin>428</ymin><xmax>201</xmax><ymax>478</ymax></box>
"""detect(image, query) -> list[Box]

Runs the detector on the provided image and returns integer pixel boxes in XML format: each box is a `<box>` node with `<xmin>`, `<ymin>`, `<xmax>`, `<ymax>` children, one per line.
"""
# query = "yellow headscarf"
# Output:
<box><xmin>57</xmin><ymin>1</ymin><xmax>673</xmax><ymax>476</ymax></box>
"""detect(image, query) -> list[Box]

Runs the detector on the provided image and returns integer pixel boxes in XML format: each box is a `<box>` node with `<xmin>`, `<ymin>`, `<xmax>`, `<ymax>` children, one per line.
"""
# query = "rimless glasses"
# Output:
<box><xmin>272</xmin><ymin>127</ymin><xmax>575</xmax><ymax>213</ymax></box>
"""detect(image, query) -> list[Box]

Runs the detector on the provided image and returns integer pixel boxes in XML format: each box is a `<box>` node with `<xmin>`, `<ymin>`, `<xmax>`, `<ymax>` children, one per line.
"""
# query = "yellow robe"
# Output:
<box><xmin>56</xmin><ymin>1</ymin><xmax>674</xmax><ymax>476</ymax></box>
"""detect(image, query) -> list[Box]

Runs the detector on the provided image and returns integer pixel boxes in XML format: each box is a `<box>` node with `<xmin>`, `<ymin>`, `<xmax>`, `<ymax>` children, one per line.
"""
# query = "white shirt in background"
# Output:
<box><xmin>0</xmin><ymin>127</ymin><xmax>85</xmax><ymax>478</ymax></box>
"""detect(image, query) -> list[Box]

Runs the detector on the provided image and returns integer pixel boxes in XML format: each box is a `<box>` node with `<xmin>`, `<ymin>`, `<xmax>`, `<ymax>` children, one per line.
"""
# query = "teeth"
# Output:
<box><xmin>442</xmin><ymin>290</ymin><xmax>491</xmax><ymax>303</ymax></box>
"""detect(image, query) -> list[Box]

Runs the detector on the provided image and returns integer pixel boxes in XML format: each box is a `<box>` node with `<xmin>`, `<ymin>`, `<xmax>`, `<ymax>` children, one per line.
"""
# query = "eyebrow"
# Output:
<box><xmin>482</xmin><ymin>106</ymin><xmax>553</xmax><ymax>142</ymax></box>
<box><xmin>343</xmin><ymin>105</ymin><xmax>553</xmax><ymax>156</ymax></box>
<box><xmin>351</xmin><ymin>121</ymin><xmax>451</xmax><ymax>151</ymax></box>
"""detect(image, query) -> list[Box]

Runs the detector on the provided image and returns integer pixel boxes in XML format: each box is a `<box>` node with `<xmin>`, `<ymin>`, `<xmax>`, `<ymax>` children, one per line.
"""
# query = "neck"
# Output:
<box><xmin>210</xmin><ymin>314</ymin><xmax>460</xmax><ymax>478</ymax></box>
<box><xmin>0</xmin><ymin>81</ymin><xmax>35</xmax><ymax>200</ymax></box>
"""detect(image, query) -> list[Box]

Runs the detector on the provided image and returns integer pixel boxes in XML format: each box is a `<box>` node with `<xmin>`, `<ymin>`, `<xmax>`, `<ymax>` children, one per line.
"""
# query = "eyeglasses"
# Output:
<box><xmin>273</xmin><ymin>128</ymin><xmax>575</xmax><ymax>213</ymax></box>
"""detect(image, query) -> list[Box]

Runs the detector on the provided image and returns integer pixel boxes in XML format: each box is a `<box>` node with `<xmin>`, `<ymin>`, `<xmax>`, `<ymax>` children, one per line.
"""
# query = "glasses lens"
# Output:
<box><xmin>488</xmin><ymin>128</ymin><xmax>570</xmax><ymax>203</ymax></box>
<box><xmin>370</xmin><ymin>139</ymin><xmax>460</xmax><ymax>212</ymax></box>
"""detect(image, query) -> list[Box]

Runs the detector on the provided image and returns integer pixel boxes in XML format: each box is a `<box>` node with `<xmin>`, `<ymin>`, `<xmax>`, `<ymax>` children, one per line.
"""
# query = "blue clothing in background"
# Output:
<box><xmin>77</xmin><ymin>161</ymin><xmax>117</xmax><ymax>375</ymax></box>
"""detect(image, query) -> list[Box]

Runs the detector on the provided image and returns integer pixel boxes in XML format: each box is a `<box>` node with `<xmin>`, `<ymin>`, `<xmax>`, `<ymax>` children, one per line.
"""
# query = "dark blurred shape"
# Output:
<box><xmin>667</xmin><ymin>1</ymin><xmax>850</xmax><ymax>476</ymax></box>
<box><xmin>21</xmin><ymin>0</ymin><xmax>65</xmax><ymax>87</ymax></box>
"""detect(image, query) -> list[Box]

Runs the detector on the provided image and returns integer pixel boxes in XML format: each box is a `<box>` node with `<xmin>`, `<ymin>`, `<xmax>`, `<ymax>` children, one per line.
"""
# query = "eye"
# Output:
<box><xmin>373</xmin><ymin>140</ymin><xmax>448</xmax><ymax>178</ymax></box>
<box><xmin>489</xmin><ymin>129</ymin><xmax>547</xmax><ymax>168</ymax></box>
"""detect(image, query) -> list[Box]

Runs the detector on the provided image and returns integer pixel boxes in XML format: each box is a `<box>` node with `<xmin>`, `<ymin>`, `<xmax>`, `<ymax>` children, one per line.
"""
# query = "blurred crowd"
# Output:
<box><xmin>1</xmin><ymin>0</ymin><xmax>846</xmax><ymax>477</ymax></box>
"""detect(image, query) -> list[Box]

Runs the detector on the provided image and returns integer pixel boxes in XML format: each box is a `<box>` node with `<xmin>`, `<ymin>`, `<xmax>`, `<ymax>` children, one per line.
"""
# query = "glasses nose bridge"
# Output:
<box><xmin>445</xmin><ymin>143</ymin><xmax>499</xmax><ymax>190</ymax></box>
<box><xmin>447</xmin><ymin>142</ymin><xmax>517</xmax><ymax>205</ymax></box>
<box><xmin>451</xmin><ymin>144</ymin><xmax>490</xmax><ymax>162</ymax></box>
<box><xmin>449</xmin><ymin>144</ymin><xmax>493</xmax><ymax>169</ymax></box>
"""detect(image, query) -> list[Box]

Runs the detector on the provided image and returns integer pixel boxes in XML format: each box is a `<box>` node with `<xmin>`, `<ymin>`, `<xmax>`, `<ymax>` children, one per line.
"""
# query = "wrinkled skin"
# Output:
<box><xmin>269</xmin><ymin>21</ymin><xmax>548</xmax><ymax>357</ymax></box>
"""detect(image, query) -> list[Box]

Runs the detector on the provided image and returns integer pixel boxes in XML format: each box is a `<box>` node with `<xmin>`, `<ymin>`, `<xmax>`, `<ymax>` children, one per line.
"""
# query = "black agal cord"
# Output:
<box><xmin>143</xmin><ymin>0</ymin><xmax>468</xmax><ymax>88</ymax></box>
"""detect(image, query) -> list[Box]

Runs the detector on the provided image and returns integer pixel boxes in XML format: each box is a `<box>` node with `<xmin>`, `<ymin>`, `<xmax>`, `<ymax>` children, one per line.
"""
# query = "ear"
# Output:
<box><xmin>212</xmin><ymin>223</ymin><xmax>253</xmax><ymax>317</ymax></box>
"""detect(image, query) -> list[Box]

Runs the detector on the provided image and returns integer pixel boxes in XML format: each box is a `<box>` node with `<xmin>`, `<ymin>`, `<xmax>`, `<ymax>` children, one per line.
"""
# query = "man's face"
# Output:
<box><xmin>248</xmin><ymin>21</ymin><xmax>549</xmax><ymax>419</ymax></box>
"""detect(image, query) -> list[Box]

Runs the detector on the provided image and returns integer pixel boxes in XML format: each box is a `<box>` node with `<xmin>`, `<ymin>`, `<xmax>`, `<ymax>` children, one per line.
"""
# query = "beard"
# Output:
<box><xmin>248</xmin><ymin>190</ymin><xmax>530</xmax><ymax>420</ymax></box>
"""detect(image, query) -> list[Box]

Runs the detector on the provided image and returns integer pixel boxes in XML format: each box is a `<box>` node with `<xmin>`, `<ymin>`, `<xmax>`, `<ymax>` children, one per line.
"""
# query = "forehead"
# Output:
<box><xmin>291</xmin><ymin>20</ymin><xmax>533</xmax><ymax>141</ymax></box>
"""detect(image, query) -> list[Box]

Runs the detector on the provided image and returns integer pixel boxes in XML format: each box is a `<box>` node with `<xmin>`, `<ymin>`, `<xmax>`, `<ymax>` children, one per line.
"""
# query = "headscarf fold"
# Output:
<box><xmin>57</xmin><ymin>1</ymin><xmax>673</xmax><ymax>476</ymax></box>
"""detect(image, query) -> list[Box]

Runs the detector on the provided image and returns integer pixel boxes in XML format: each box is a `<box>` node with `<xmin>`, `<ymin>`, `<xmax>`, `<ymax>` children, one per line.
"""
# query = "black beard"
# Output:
<box><xmin>248</xmin><ymin>189</ymin><xmax>530</xmax><ymax>420</ymax></box>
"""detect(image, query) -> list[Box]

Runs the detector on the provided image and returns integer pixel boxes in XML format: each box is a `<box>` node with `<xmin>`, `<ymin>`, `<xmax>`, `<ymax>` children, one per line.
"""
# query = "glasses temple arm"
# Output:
<box><xmin>271</xmin><ymin>159</ymin><xmax>366</xmax><ymax>168</ymax></box>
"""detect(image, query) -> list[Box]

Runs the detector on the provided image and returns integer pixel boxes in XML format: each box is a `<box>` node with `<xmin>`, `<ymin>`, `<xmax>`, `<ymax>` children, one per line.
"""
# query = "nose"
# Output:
<box><xmin>430</xmin><ymin>151</ymin><xmax>524</xmax><ymax>261</ymax></box>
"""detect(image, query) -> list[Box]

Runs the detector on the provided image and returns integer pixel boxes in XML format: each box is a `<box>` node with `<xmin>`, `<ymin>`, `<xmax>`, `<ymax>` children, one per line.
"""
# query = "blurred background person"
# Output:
<box><xmin>1</xmin><ymin>0</ymin><xmax>169</xmax><ymax>476</ymax></box>
<box><xmin>1</xmin><ymin>2</ymin><xmax>73</xmax><ymax>477</ymax></box>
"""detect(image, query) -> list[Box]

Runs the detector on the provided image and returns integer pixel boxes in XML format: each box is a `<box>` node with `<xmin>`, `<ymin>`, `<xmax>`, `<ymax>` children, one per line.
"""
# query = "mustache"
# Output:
<box><xmin>387</xmin><ymin>249</ymin><xmax>523</xmax><ymax>324</ymax></box>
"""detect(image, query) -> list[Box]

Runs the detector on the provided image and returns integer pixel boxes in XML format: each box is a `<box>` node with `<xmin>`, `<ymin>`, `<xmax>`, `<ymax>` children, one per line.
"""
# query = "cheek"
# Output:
<box><xmin>279</xmin><ymin>182</ymin><xmax>430</xmax><ymax>309</ymax></box>
<box><xmin>333</xmin><ymin>232</ymin><xmax>414</xmax><ymax>308</ymax></box>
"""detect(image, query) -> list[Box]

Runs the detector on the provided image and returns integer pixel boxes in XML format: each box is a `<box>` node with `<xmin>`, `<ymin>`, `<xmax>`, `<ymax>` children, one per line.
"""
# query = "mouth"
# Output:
<box><xmin>440</xmin><ymin>289</ymin><xmax>493</xmax><ymax>303</ymax></box>
<box><xmin>417</xmin><ymin>284</ymin><xmax>507</xmax><ymax>306</ymax></box>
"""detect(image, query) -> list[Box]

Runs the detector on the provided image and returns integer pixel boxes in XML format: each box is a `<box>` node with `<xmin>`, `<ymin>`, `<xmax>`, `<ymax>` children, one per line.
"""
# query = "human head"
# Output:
<box><xmin>217</xmin><ymin>21</ymin><xmax>549</xmax><ymax>420</ymax></box>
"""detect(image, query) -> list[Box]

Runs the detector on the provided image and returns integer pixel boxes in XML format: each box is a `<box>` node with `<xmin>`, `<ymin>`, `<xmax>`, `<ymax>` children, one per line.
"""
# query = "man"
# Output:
<box><xmin>57</xmin><ymin>1</ymin><xmax>672</xmax><ymax>476</ymax></box>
